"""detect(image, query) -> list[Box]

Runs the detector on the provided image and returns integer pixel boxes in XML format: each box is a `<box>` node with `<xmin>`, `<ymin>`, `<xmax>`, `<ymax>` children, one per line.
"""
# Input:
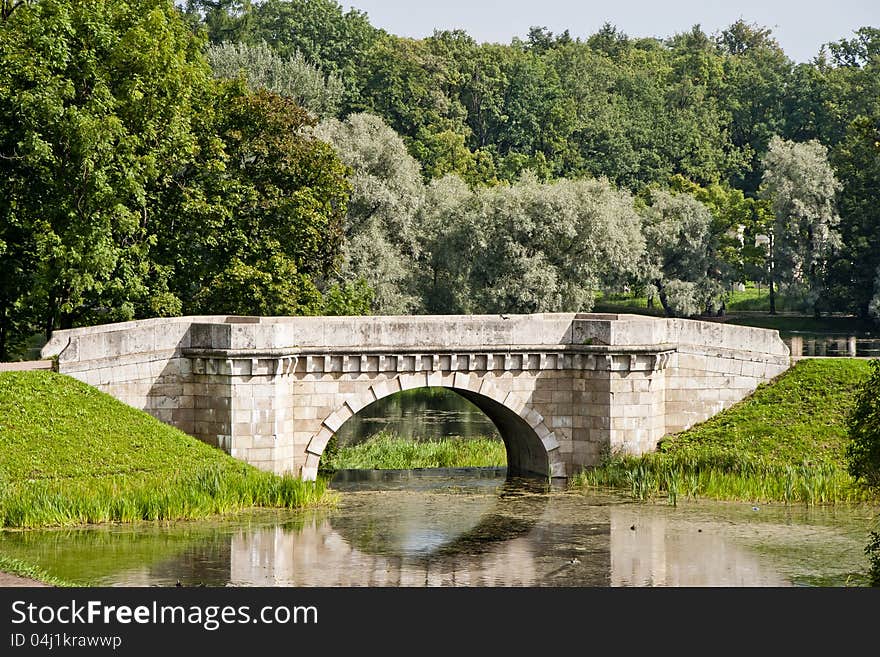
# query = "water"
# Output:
<box><xmin>0</xmin><ymin>470</ymin><xmax>875</xmax><ymax>587</ymax></box>
<box><xmin>334</xmin><ymin>387</ymin><xmax>500</xmax><ymax>446</ymax></box>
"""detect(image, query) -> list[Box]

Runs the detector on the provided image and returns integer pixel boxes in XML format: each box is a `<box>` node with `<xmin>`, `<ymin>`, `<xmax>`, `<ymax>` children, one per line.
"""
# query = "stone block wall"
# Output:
<box><xmin>41</xmin><ymin>313</ymin><xmax>790</xmax><ymax>480</ymax></box>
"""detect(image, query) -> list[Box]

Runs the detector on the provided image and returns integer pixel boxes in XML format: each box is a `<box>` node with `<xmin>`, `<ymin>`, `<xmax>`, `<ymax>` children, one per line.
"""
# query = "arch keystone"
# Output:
<box><xmin>452</xmin><ymin>372</ymin><xmax>470</xmax><ymax>390</ymax></box>
<box><xmin>398</xmin><ymin>373</ymin><xmax>428</xmax><ymax>390</ymax></box>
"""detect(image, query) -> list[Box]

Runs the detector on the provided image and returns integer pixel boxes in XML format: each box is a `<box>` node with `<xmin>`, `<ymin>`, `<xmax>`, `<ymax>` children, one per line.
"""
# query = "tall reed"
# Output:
<box><xmin>570</xmin><ymin>447</ymin><xmax>873</xmax><ymax>505</ymax></box>
<box><xmin>0</xmin><ymin>465</ymin><xmax>336</xmax><ymax>529</ymax></box>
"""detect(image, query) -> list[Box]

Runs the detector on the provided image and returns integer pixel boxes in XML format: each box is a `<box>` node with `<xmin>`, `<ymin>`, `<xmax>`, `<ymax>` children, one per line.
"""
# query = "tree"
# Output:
<box><xmin>155</xmin><ymin>84</ymin><xmax>353</xmax><ymax>316</ymax></box>
<box><xmin>205</xmin><ymin>41</ymin><xmax>343</xmax><ymax>117</ymax></box>
<box><xmin>0</xmin><ymin>0</ymin><xmax>211</xmax><ymax>347</ymax></box>
<box><xmin>190</xmin><ymin>0</ymin><xmax>380</xmax><ymax>111</ymax></box>
<box><xmin>847</xmin><ymin>359</ymin><xmax>880</xmax><ymax>489</ymax></box>
<box><xmin>715</xmin><ymin>20</ymin><xmax>793</xmax><ymax>193</ymax></box>
<box><xmin>758</xmin><ymin>136</ymin><xmax>842</xmax><ymax>314</ymax></box>
<box><xmin>311</xmin><ymin>113</ymin><xmax>425</xmax><ymax>314</ymax></box>
<box><xmin>418</xmin><ymin>173</ymin><xmax>645</xmax><ymax>314</ymax></box>
<box><xmin>638</xmin><ymin>189</ymin><xmax>721</xmax><ymax>317</ymax></box>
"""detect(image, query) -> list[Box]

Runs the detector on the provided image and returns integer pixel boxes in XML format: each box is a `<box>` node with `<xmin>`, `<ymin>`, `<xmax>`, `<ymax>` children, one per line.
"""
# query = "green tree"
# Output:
<box><xmin>312</xmin><ymin>113</ymin><xmax>425</xmax><ymax>314</ymax></box>
<box><xmin>418</xmin><ymin>173</ymin><xmax>645</xmax><ymax>314</ymax></box>
<box><xmin>191</xmin><ymin>0</ymin><xmax>380</xmax><ymax>111</ymax></box>
<box><xmin>155</xmin><ymin>84</ymin><xmax>353</xmax><ymax>316</ymax></box>
<box><xmin>638</xmin><ymin>189</ymin><xmax>721</xmax><ymax>317</ymax></box>
<box><xmin>0</xmin><ymin>0</ymin><xmax>210</xmax><ymax>346</ymax></box>
<box><xmin>715</xmin><ymin>20</ymin><xmax>793</xmax><ymax>193</ymax></box>
<box><xmin>847</xmin><ymin>359</ymin><xmax>880</xmax><ymax>488</ymax></box>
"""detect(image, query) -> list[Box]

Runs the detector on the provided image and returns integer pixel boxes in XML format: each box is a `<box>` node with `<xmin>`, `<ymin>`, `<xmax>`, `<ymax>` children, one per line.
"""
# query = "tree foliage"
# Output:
<box><xmin>758</xmin><ymin>136</ymin><xmax>842</xmax><ymax>312</ymax></box>
<box><xmin>418</xmin><ymin>174</ymin><xmax>645</xmax><ymax>314</ymax></box>
<box><xmin>638</xmin><ymin>189</ymin><xmax>722</xmax><ymax>317</ymax></box>
<box><xmin>311</xmin><ymin>112</ymin><xmax>424</xmax><ymax>314</ymax></box>
<box><xmin>846</xmin><ymin>359</ymin><xmax>880</xmax><ymax>490</ymax></box>
<box><xmin>0</xmin><ymin>0</ymin><xmax>359</xmax><ymax>359</ymax></box>
<box><xmin>205</xmin><ymin>40</ymin><xmax>343</xmax><ymax>117</ymax></box>
<box><xmin>0</xmin><ymin>0</ymin><xmax>210</xmax><ymax>354</ymax></box>
<box><xmin>155</xmin><ymin>84</ymin><xmax>352</xmax><ymax>316</ymax></box>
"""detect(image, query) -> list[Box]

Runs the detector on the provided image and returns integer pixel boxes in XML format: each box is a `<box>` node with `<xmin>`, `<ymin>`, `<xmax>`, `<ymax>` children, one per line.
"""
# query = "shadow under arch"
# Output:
<box><xmin>327</xmin><ymin>475</ymin><xmax>553</xmax><ymax>560</ymax></box>
<box><xmin>303</xmin><ymin>372</ymin><xmax>564</xmax><ymax>480</ymax></box>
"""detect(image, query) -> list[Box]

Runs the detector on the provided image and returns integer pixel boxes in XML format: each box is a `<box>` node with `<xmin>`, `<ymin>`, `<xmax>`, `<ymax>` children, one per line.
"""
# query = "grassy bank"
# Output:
<box><xmin>571</xmin><ymin>359</ymin><xmax>876</xmax><ymax>505</ymax></box>
<box><xmin>0</xmin><ymin>555</ymin><xmax>74</xmax><ymax>587</ymax></box>
<box><xmin>0</xmin><ymin>371</ymin><xmax>335</xmax><ymax>529</ymax></box>
<box><xmin>321</xmin><ymin>431</ymin><xmax>507</xmax><ymax>471</ymax></box>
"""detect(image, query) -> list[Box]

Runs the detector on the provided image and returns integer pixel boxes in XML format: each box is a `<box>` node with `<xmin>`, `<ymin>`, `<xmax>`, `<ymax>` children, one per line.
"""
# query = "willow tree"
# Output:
<box><xmin>205</xmin><ymin>41</ymin><xmax>343</xmax><ymax>118</ymax></box>
<box><xmin>758</xmin><ymin>136</ymin><xmax>842</xmax><ymax>314</ymax></box>
<box><xmin>638</xmin><ymin>190</ymin><xmax>721</xmax><ymax>317</ymax></box>
<box><xmin>418</xmin><ymin>173</ymin><xmax>645</xmax><ymax>314</ymax></box>
<box><xmin>311</xmin><ymin>113</ymin><xmax>425</xmax><ymax>314</ymax></box>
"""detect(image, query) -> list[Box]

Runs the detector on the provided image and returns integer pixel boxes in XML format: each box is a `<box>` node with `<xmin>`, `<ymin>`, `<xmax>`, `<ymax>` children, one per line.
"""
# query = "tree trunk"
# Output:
<box><xmin>768</xmin><ymin>233</ymin><xmax>776</xmax><ymax>315</ymax></box>
<box><xmin>769</xmin><ymin>278</ymin><xmax>776</xmax><ymax>315</ymax></box>
<box><xmin>656</xmin><ymin>281</ymin><xmax>672</xmax><ymax>317</ymax></box>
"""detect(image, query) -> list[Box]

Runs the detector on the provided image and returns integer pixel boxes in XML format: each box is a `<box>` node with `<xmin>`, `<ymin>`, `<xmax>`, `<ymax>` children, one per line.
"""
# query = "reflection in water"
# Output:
<box><xmin>334</xmin><ymin>388</ymin><xmax>500</xmax><ymax>446</ymax></box>
<box><xmin>0</xmin><ymin>470</ymin><xmax>875</xmax><ymax>587</ymax></box>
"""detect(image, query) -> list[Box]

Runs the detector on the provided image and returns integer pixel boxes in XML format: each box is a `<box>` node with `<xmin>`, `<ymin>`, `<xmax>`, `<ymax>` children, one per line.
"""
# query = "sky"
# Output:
<box><xmin>342</xmin><ymin>0</ymin><xmax>879</xmax><ymax>63</ymax></box>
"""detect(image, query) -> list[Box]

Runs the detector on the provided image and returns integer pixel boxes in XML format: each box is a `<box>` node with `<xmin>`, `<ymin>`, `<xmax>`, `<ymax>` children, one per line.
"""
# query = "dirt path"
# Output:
<box><xmin>0</xmin><ymin>571</ymin><xmax>48</xmax><ymax>587</ymax></box>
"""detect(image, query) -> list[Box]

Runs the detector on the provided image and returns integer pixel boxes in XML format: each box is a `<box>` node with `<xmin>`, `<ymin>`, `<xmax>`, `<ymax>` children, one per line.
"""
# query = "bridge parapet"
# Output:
<box><xmin>41</xmin><ymin>314</ymin><xmax>790</xmax><ymax>479</ymax></box>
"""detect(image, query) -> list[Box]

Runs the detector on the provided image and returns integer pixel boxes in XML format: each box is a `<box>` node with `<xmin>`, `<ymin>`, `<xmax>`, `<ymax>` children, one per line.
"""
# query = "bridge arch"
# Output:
<box><xmin>301</xmin><ymin>372</ymin><xmax>563</xmax><ymax>481</ymax></box>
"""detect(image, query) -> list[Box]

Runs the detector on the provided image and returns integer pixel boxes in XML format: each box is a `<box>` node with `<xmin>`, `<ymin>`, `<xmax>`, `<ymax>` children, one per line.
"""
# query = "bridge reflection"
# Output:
<box><xmin>2</xmin><ymin>473</ymin><xmax>792</xmax><ymax>587</ymax></box>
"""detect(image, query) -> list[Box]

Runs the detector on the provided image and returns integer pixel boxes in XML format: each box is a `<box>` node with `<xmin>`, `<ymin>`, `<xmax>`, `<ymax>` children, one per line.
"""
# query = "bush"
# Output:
<box><xmin>846</xmin><ymin>359</ymin><xmax>880</xmax><ymax>489</ymax></box>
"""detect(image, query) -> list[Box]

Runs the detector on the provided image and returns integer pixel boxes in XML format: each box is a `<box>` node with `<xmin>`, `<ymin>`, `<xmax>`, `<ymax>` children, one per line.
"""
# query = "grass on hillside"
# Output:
<box><xmin>571</xmin><ymin>359</ymin><xmax>876</xmax><ymax>505</ymax></box>
<box><xmin>321</xmin><ymin>431</ymin><xmax>507</xmax><ymax>471</ymax></box>
<box><xmin>0</xmin><ymin>371</ymin><xmax>335</xmax><ymax>529</ymax></box>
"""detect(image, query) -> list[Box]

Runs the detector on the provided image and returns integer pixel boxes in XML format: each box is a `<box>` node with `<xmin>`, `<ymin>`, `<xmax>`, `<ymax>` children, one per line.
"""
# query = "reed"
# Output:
<box><xmin>0</xmin><ymin>466</ymin><xmax>335</xmax><ymax>529</ymax></box>
<box><xmin>571</xmin><ymin>447</ymin><xmax>872</xmax><ymax>505</ymax></box>
<box><xmin>321</xmin><ymin>431</ymin><xmax>507</xmax><ymax>471</ymax></box>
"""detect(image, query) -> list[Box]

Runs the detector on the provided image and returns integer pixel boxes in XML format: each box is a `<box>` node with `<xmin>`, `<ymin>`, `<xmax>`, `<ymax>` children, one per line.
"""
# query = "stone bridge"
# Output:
<box><xmin>40</xmin><ymin>313</ymin><xmax>790</xmax><ymax>480</ymax></box>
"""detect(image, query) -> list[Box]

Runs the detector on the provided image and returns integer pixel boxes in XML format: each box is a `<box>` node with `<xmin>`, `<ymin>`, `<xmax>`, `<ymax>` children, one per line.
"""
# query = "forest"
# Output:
<box><xmin>1</xmin><ymin>0</ymin><xmax>878</xmax><ymax>360</ymax></box>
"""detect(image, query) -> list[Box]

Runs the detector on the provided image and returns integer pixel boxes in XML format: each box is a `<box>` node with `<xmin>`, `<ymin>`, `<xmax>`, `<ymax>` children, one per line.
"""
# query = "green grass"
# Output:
<box><xmin>0</xmin><ymin>371</ymin><xmax>336</xmax><ymax>528</ymax></box>
<box><xmin>0</xmin><ymin>554</ymin><xmax>74</xmax><ymax>586</ymax></box>
<box><xmin>321</xmin><ymin>431</ymin><xmax>507</xmax><ymax>471</ymax></box>
<box><xmin>571</xmin><ymin>359</ymin><xmax>877</xmax><ymax>505</ymax></box>
<box><xmin>724</xmin><ymin>284</ymin><xmax>804</xmax><ymax>312</ymax></box>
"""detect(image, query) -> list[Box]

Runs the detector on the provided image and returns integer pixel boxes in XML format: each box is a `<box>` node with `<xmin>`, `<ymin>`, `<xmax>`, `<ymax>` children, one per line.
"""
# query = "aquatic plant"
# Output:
<box><xmin>320</xmin><ymin>431</ymin><xmax>506</xmax><ymax>471</ymax></box>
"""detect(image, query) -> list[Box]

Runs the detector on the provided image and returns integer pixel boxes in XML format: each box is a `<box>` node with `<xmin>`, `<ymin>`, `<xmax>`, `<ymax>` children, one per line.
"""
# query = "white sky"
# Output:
<box><xmin>343</xmin><ymin>0</ymin><xmax>880</xmax><ymax>63</ymax></box>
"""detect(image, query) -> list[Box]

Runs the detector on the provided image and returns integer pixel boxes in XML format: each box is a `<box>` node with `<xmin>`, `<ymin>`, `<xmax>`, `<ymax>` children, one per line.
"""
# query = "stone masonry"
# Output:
<box><xmin>40</xmin><ymin>313</ymin><xmax>790</xmax><ymax>480</ymax></box>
